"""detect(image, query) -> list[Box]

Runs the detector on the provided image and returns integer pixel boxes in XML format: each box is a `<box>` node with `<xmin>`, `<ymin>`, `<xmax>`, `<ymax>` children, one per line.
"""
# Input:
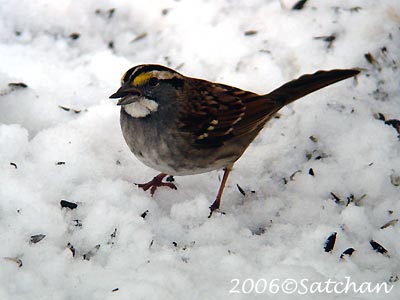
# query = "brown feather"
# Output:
<box><xmin>179</xmin><ymin>69</ymin><xmax>359</xmax><ymax>147</ymax></box>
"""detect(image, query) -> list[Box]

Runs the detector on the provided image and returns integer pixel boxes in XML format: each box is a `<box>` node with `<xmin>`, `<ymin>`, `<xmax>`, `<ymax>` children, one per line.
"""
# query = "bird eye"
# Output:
<box><xmin>148</xmin><ymin>77</ymin><xmax>159</xmax><ymax>87</ymax></box>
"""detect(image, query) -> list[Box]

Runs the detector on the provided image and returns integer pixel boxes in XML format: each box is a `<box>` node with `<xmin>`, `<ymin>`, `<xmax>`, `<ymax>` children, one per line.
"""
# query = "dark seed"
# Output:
<box><xmin>330</xmin><ymin>192</ymin><xmax>341</xmax><ymax>203</ymax></box>
<box><xmin>108</xmin><ymin>8</ymin><xmax>115</xmax><ymax>18</ymax></box>
<box><xmin>308</xmin><ymin>168</ymin><xmax>315</xmax><ymax>176</ymax></box>
<box><xmin>4</xmin><ymin>257</ymin><xmax>23</xmax><ymax>268</ymax></box>
<box><xmin>346</xmin><ymin>194</ymin><xmax>354</xmax><ymax>206</ymax></box>
<box><xmin>30</xmin><ymin>234</ymin><xmax>46</xmax><ymax>244</ymax></box>
<box><xmin>112</xmin><ymin>288</ymin><xmax>119</xmax><ymax>292</ymax></box>
<box><xmin>131</xmin><ymin>32</ymin><xmax>148</xmax><ymax>43</ymax></box>
<box><xmin>373</xmin><ymin>112</ymin><xmax>386</xmax><ymax>121</ymax></box>
<box><xmin>324</xmin><ymin>232</ymin><xmax>337</xmax><ymax>252</ymax></box>
<box><xmin>370</xmin><ymin>240</ymin><xmax>388</xmax><ymax>255</ymax></box>
<box><xmin>350</xmin><ymin>7</ymin><xmax>362</xmax><ymax>12</ymax></box>
<box><xmin>292</xmin><ymin>0</ymin><xmax>308</xmax><ymax>10</ymax></box>
<box><xmin>141</xmin><ymin>210</ymin><xmax>148</xmax><ymax>219</ymax></box>
<box><xmin>8</xmin><ymin>82</ymin><xmax>28</xmax><ymax>88</ymax></box>
<box><xmin>107</xmin><ymin>228</ymin><xmax>117</xmax><ymax>245</ymax></box>
<box><xmin>340</xmin><ymin>247</ymin><xmax>355</xmax><ymax>259</ymax></box>
<box><xmin>364</xmin><ymin>53</ymin><xmax>375</xmax><ymax>64</ymax></box>
<box><xmin>58</xmin><ymin>105</ymin><xmax>81</xmax><ymax>113</ymax></box>
<box><xmin>67</xmin><ymin>242</ymin><xmax>76</xmax><ymax>257</ymax></box>
<box><xmin>314</xmin><ymin>34</ymin><xmax>336</xmax><ymax>49</ymax></box>
<box><xmin>380</xmin><ymin>219</ymin><xmax>398</xmax><ymax>229</ymax></box>
<box><xmin>60</xmin><ymin>200</ymin><xmax>78</xmax><ymax>209</ymax></box>
<box><xmin>172</xmin><ymin>242</ymin><xmax>177</xmax><ymax>247</ymax></box>
<box><xmin>69</xmin><ymin>33</ymin><xmax>80</xmax><ymax>40</ymax></box>
<box><xmin>390</xmin><ymin>174</ymin><xmax>400</xmax><ymax>186</ymax></box>
<box><xmin>10</xmin><ymin>162</ymin><xmax>17</xmax><ymax>169</ymax></box>
<box><xmin>59</xmin><ymin>105</ymin><xmax>70</xmax><ymax>111</ymax></box>
<box><xmin>244</xmin><ymin>30</ymin><xmax>258</xmax><ymax>36</ymax></box>
<box><xmin>290</xmin><ymin>170</ymin><xmax>302</xmax><ymax>181</ymax></box>
<box><xmin>315</xmin><ymin>152</ymin><xmax>328</xmax><ymax>160</ymax></box>
<box><xmin>236</xmin><ymin>184</ymin><xmax>246</xmax><ymax>196</ymax></box>
<box><xmin>110</xmin><ymin>228</ymin><xmax>117</xmax><ymax>239</ymax></box>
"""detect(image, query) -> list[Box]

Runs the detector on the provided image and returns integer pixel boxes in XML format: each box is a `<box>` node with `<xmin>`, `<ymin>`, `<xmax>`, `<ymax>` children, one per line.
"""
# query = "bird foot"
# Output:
<box><xmin>135</xmin><ymin>173</ymin><xmax>177</xmax><ymax>196</ymax></box>
<box><xmin>208</xmin><ymin>200</ymin><xmax>225</xmax><ymax>218</ymax></box>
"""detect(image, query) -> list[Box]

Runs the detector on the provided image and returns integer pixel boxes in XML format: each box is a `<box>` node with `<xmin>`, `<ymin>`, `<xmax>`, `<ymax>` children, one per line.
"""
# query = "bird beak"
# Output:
<box><xmin>109</xmin><ymin>85</ymin><xmax>141</xmax><ymax>106</ymax></box>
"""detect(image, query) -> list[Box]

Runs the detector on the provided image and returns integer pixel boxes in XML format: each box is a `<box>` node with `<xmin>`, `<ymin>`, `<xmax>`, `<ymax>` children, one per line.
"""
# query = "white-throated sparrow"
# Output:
<box><xmin>110</xmin><ymin>64</ymin><xmax>359</xmax><ymax>215</ymax></box>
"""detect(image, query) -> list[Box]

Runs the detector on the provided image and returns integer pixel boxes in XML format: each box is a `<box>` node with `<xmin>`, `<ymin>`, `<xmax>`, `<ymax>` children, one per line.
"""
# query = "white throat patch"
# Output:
<box><xmin>123</xmin><ymin>97</ymin><xmax>159</xmax><ymax>118</ymax></box>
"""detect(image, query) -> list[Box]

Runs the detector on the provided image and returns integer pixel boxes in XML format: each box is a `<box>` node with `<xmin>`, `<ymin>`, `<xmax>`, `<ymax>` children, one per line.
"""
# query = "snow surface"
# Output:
<box><xmin>1</xmin><ymin>0</ymin><xmax>400</xmax><ymax>299</ymax></box>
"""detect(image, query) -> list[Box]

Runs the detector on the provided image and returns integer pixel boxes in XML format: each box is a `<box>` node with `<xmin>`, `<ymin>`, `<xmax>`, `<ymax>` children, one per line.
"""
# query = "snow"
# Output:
<box><xmin>1</xmin><ymin>0</ymin><xmax>400</xmax><ymax>299</ymax></box>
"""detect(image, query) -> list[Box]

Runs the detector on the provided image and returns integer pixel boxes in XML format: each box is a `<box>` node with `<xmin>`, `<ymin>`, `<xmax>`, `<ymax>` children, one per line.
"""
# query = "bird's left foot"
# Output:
<box><xmin>208</xmin><ymin>200</ymin><xmax>225</xmax><ymax>218</ymax></box>
<box><xmin>136</xmin><ymin>173</ymin><xmax>177</xmax><ymax>196</ymax></box>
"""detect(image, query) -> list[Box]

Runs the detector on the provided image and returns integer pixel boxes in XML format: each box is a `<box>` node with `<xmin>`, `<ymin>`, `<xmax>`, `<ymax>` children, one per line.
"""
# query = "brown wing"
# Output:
<box><xmin>178</xmin><ymin>69</ymin><xmax>359</xmax><ymax>148</ymax></box>
<box><xmin>178</xmin><ymin>79</ymin><xmax>279</xmax><ymax>148</ymax></box>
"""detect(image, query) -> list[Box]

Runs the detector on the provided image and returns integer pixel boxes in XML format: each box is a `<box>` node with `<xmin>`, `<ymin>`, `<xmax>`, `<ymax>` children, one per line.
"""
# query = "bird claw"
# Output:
<box><xmin>136</xmin><ymin>173</ymin><xmax>177</xmax><ymax>196</ymax></box>
<box><xmin>208</xmin><ymin>201</ymin><xmax>225</xmax><ymax>218</ymax></box>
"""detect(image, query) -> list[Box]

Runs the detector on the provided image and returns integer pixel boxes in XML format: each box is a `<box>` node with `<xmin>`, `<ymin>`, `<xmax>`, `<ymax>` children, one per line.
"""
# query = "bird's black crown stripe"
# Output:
<box><xmin>122</xmin><ymin>67</ymin><xmax>137</xmax><ymax>83</ymax></box>
<box><xmin>123</xmin><ymin>65</ymin><xmax>183</xmax><ymax>88</ymax></box>
<box><xmin>131</xmin><ymin>65</ymin><xmax>178</xmax><ymax>80</ymax></box>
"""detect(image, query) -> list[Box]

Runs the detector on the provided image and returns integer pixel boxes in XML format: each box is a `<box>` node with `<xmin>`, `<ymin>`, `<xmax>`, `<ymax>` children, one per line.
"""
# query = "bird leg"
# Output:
<box><xmin>209</xmin><ymin>166</ymin><xmax>232</xmax><ymax>217</ymax></box>
<box><xmin>136</xmin><ymin>173</ymin><xmax>177</xmax><ymax>196</ymax></box>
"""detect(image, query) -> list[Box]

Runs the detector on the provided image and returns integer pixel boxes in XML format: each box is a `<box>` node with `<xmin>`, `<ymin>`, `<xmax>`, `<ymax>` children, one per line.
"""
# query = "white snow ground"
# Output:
<box><xmin>1</xmin><ymin>0</ymin><xmax>400</xmax><ymax>299</ymax></box>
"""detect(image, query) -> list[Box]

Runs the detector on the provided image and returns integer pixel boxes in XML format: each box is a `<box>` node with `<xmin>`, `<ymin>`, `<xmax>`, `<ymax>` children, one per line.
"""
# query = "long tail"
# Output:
<box><xmin>267</xmin><ymin>69</ymin><xmax>360</xmax><ymax>106</ymax></box>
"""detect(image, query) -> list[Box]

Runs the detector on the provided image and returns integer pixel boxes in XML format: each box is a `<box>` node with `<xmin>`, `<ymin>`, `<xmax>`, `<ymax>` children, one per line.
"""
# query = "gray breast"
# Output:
<box><xmin>119</xmin><ymin>107</ymin><xmax>244</xmax><ymax>175</ymax></box>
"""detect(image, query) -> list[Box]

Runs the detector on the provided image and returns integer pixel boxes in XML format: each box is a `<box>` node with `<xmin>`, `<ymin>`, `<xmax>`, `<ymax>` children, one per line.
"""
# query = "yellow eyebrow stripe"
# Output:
<box><xmin>132</xmin><ymin>72</ymin><xmax>153</xmax><ymax>86</ymax></box>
